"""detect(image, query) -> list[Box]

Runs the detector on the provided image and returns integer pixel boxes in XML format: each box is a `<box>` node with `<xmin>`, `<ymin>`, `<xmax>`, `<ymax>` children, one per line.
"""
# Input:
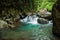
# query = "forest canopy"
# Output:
<box><xmin>0</xmin><ymin>0</ymin><xmax>55</xmax><ymax>12</ymax></box>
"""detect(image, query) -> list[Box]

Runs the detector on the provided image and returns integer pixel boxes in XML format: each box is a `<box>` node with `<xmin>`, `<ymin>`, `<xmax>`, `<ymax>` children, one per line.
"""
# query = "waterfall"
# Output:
<box><xmin>20</xmin><ymin>15</ymin><xmax>52</xmax><ymax>25</ymax></box>
<box><xmin>20</xmin><ymin>15</ymin><xmax>39</xmax><ymax>24</ymax></box>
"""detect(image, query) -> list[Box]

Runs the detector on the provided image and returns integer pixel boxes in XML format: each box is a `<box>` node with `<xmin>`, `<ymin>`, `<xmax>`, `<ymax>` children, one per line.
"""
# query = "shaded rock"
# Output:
<box><xmin>37</xmin><ymin>18</ymin><xmax>49</xmax><ymax>24</ymax></box>
<box><xmin>42</xmin><ymin>15</ymin><xmax>52</xmax><ymax>21</ymax></box>
<box><xmin>5</xmin><ymin>18</ymin><xmax>25</xmax><ymax>29</ymax></box>
<box><xmin>19</xmin><ymin>12</ymin><xmax>27</xmax><ymax>19</ymax></box>
<box><xmin>37</xmin><ymin>8</ymin><xmax>52</xmax><ymax>20</ymax></box>
<box><xmin>0</xmin><ymin>20</ymin><xmax>8</xmax><ymax>29</ymax></box>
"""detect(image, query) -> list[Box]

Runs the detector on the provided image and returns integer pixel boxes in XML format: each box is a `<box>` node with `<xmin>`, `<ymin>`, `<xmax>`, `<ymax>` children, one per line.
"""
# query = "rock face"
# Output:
<box><xmin>52</xmin><ymin>0</ymin><xmax>60</xmax><ymax>37</ymax></box>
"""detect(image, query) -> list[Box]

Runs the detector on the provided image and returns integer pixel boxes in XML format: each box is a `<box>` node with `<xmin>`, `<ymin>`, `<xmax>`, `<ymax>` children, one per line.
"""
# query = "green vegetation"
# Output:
<box><xmin>33</xmin><ymin>0</ymin><xmax>56</xmax><ymax>11</ymax></box>
<box><xmin>0</xmin><ymin>0</ymin><xmax>55</xmax><ymax>12</ymax></box>
<box><xmin>40</xmin><ymin>0</ymin><xmax>55</xmax><ymax>11</ymax></box>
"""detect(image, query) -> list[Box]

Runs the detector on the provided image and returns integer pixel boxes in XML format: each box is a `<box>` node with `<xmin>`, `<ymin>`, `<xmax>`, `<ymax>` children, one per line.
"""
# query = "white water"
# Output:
<box><xmin>20</xmin><ymin>15</ymin><xmax>52</xmax><ymax>24</ymax></box>
<box><xmin>20</xmin><ymin>15</ymin><xmax>39</xmax><ymax>24</ymax></box>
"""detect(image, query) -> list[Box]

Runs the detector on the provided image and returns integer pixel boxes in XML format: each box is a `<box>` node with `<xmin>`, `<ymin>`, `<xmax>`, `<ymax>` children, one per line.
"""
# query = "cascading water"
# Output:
<box><xmin>20</xmin><ymin>15</ymin><xmax>39</xmax><ymax>24</ymax></box>
<box><xmin>20</xmin><ymin>15</ymin><xmax>52</xmax><ymax>25</ymax></box>
<box><xmin>18</xmin><ymin>15</ymin><xmax>53</xmax><ymax>40</ymax></box>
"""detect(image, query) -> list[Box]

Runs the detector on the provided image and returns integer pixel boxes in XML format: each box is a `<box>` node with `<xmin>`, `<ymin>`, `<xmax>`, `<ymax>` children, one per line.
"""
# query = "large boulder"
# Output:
<box><xmin>37</xmin><ymin>18</ymin><xmax>49</xmax><ymax>24</ymax></box>
<box><xmin>5</xmin><ymin>17</ymin><xmax>25</xmax><ymax>29</ymax></box>
<box><xmin>37</xmin><ymin>8</ymin><xmax>52</xmax><ymax>20</ymax></box>
<box><xmin>37</xmin><ymin>8</ymin><xmax>51</xmax><ymax>17</ymax></box>
<box><xmin>0</xmin><ymin>20</ymin><xmax>8</xmax><ymax>29</ymax></box>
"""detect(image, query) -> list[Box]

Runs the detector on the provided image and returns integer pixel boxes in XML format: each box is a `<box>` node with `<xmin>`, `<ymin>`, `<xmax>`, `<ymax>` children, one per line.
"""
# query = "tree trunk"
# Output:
<box><xmin>52</xmin><ymin>0</ymin><xmax>60</xmax><ymax>37</ymax></box>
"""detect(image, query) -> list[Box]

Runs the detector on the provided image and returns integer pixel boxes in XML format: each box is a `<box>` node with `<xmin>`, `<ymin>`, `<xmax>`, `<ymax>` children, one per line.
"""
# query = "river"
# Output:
<box><xmin>1</xmin><ymin>15</ymin><xmax>53</xmax><ymax>40</ymax></box>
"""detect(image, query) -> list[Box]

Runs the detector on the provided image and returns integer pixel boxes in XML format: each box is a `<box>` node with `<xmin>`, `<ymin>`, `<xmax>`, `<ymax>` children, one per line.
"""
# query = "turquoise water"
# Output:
<box><xmin>1</xmin><ymin>23</ymin><xmax>53</xmax><ymax>40</ymax></box>
<box><xmin>15</xmin><ymin>23</ymin><xmax>40</xmax><ymax>31</ymax></box>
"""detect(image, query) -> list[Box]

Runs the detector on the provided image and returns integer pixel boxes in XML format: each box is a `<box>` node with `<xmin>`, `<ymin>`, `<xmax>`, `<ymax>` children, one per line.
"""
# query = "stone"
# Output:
<box><xmin>37</xmin><ymin>8</ymin><xmax>52</xmax><ymax>21</ymax></box>
<box><xmin>37</xmin><ymin>18</ymin><xmax>49</xmax><ymax>24</ymax></box>
<box><xmin>0</xmin><ymin>20</ymin><xmax>8</xmax><ymax>29</ymax></box>
<box><xmin>43</xmin><ymin>15</ymin><xmax>52</xmax><ymax>21</ymax></box>
<box><xmin>19</xmin><ymin>12</ymin><xmax>27</xmax><ymax>19</ymax></box>
<box><xmin>5</xmin><ymin>18</ymin><xmax>25</xmax><ymax>29</ymax></box>
<box><xmin>37</xmin><ymin>8</ymin><xmax>51</xmax><ymax>18</ymax></box>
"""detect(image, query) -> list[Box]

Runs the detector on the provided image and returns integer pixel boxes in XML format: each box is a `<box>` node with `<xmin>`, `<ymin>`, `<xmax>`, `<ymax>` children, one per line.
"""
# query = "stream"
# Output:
<box><xmin>1</xmin><ymin>15</ymin><xmax>53</xmax><ymax>40</ymax></box>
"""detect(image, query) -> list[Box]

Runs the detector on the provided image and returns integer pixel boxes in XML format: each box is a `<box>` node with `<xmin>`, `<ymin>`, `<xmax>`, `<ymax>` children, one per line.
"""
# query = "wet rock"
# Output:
<box><xmin>37</xmin><ymin>18</ymin><xmax>49</xmax><ymax>24</ymax></box>
<box><xmin>0</xmin><ymin>20</ymin><xmax>8</xmax><ymax>28</ymax></box>
<box><xmin>43</xmin><ymin>15</ymin><xmax>52</xmax><ymax>21</ymax></box>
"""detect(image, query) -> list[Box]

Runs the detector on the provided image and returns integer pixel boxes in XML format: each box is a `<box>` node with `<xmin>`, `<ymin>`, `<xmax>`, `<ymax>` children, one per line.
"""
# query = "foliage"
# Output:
<box><xmin>40</xmin><ymin>0</ymin><xmax>56</xmax><ymax>11</ymax></box>
<box><xmin>0</xmin><ymin>0</ymin><xmax>55</xmax><ymax>12</ymax></box>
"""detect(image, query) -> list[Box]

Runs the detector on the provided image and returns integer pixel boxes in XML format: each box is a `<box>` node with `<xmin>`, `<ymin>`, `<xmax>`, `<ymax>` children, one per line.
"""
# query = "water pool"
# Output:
<box><xmin>1</xmin><ymin>23</ymin><xmax>53</xmax><ymax>40</ymax></box>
